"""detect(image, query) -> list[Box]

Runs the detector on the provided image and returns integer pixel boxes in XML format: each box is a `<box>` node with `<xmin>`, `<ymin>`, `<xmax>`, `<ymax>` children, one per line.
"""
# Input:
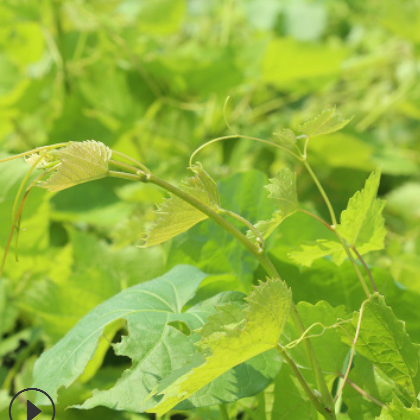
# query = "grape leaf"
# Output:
<box><xmin>337</xmin><ymin>170</ymin><xmax>386</xmax><ymax>252</ymax></box>
<box><xmin>288</xmin><ymin>171</ymin><xmax>386</xmax><ymax>266</ymax></box>
<box><xmin>144</xmin><ymin>164</ymin><xmax>220</xmax><ymax>247</ymax></box>
<box><xmin>376</xmin><ymin>397</ymin><xmax>420</xmax><ymax>419</ymax></box>
<box><xmin>287</xmin><ymin>239</ymin><xmax>345</xmax><ymax>267</ymax></box>
<box><xmin>341</xmin><ymin>294</ymin><xmax>420</xmax><ymax>404</ymax></box>
<box><xmin>247</xmin><ymin>168</ymin><xmax>298</xmax><ymax>242</ymax></box>
<box><xmin>148</xmin><ymin>277</ymin><xmax>292</xmax><ymax>415</ymax></box>
<box><xmin>298</xmin><ymin>107</ymin><xmax>352</xmax><ymax>138</ymax></box>
<box><xmin>273</xmin><ymin>128</ymin><xmax>297</xmax><ymax>148</ymax></box>
<box><xmin>38</xmin><ymin>141</ymin><xmax>112</xmax><ymax>192</ymax></box>
<box><xmin>32</xmin><ymin>265</ymin><xmax>281</xmax><ymax>411</ymax></box>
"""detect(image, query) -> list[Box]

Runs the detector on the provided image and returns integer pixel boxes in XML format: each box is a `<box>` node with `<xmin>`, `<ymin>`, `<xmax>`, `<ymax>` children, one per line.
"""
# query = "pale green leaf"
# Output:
<box><xmin>287</xmin><ymin>239</ymin><xmax>345</xmax><ymax>267</ymax></box>
<box><xmin>273</xmin><ymin>128</ymin><xmax>297</xmax><ymax>148</ymax></box>
<box><xmin>148</xmin><ymin>278</ymin><xmax>292</xmax><ymax>415</ymax></box>
<box><xmin>298</xmin><ymin>107</ymin><xmax>352</xmax><ymax>138</ymax></box>
<box><xmin>247</xmin><ymin>168</ymin><xmax>298</xmax><ymax>242</ymax></box>
<box><xmin>144</xmin><ymin>164</ymin><xmax>220</xmax><ymax>247</ymax></box>
<box><xmin>39</xmin><ymin>141</ymin><xmax>112</xmax><ymax>192</ymax></box>
<box><xmin>289</xmin><ymin>171</ymin><xmax>386</xmax><ymax>267</ymax></box>
<box><xmin>376</xmin><ymin>398</ymin><xmax>420</xmax><ymax>419</ymax></box>
<box><xmin>341</xmin><ymin>294</ymin><xmax>420</xmax><ymax>404</ymax></box>
<box><xmin>337</xmin><ymin>171</ymin><xmax>386</xmax><ymax>251</ymax></box>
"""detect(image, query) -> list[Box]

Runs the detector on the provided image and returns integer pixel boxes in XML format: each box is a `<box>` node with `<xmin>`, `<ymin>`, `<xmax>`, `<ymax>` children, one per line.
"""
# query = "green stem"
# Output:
<box><xmin>277</xmin><ymin>345</ymin><xmax>328</xmax><ymax>418</ymax></box>
<box><xmin>146</xmin><ymin>174</ymin><xmax>262</xmax><ymax>259</ymax></box>
<box><xmin>302</xmin><ymin>159</ymin><xmax>371</xmax><ymax>297</ymax></box>
<box><xmin>302</xmin><ymin>160</ymin><xmax>337</xmax><ymax>226</ymax></box>
<box><xmin>109</xmin><ymin>160</ymin><xmax>140</xmax><ymax>175</ymax></box>
<box><xmin>219</xmin><ymin>404</ymin><xmax>230</xmax><ymax>420</ymax></box>
<box><xmin>189</xmin><ymin>134</ymin><xmax>302</xmax><ymax>167</ymax></box>
<box><xmin>351</xmin><ymin>246</ymin><xmax>377</xmax><ymax>292</ymax></box>
<box><xmin>289</xmin><ymin>305</ymin><xmax>336</xmax><ymax>418</ymax></box>
<box><xmin>218</xmin><ymin>208</ymin><xmax>266</xmax><ymax>250</ymax></box>
<box><xmin>51</xmin><ymin>0</ymin><xmax>71</xmax><ymax>93</ymax></box>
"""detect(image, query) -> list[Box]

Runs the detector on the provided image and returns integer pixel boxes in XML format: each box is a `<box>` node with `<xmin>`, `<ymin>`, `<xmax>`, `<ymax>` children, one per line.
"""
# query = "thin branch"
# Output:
<box><xmin>218</xmin><ymin>208</ymin><xmax>266</xmax><ymax>251</ymax></box>
<box><xmin>189</xmin><ymin>134</ymin><xmax>302</xmax><ymax>167</ymax></box>
<box><xmin>335</xmin><ymin>300</ymin><xmax>367</xmax><ymax>403</ymax></box>
<box><xmin>337</xmin><ymin>373</ymin><xmax>386</xmax><ymax>408</ymax></box>
<box><xmin>351</xmin><ymin>245</ymin><xmax>377</xmax><ymax>292</ymax></box>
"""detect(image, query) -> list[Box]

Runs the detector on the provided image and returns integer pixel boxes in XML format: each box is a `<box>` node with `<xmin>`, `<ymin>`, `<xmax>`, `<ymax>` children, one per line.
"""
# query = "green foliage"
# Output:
<box><xmin>37</xmin><ymin>141</ymin><xmax>112</xmax><ymax>192</ymax></box>
<box><xmin>289</xmin><ymin>171</ymin><xmax>386</xmax><ymax>266</ymax></box>
<box><xmin>144</xmin><ymin>165</ymin><xmax>220</xmax><ymax>247</ymax></box>
<box><xmin>247</xmin><ymin>168</ymin><xmax>298</xmax><ymax>242</ymax></box>
<box><xmin>341</xmin><ymin>294</ymin><xmax>420</xmax><ymax>404</ymax></box>
<box><xmin>149</xmin><ymin>278</ymin><xmax>291</xmax><ymax>415</ymax></box>
<box><xmin>298</xmin><ymin>108</ymin><xmax>352</xmax><ymax>138</ymax></box>
<box><xmin>1</xmin><ymin>1</ymin><xmax>420</xmax><ymax>419</ymax></box>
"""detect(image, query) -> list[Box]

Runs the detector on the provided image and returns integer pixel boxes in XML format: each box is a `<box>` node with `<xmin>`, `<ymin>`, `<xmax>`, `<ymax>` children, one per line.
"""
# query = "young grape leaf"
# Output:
<box><xmin>32</xmin><ymin>265</ymin><xmax>281</xmax><ymax>411</ymax></box>
<box><xmin>148</xmin><ymin>278</ymin><xmax>292</xmax><ymax>415</ymax></box>
<box><xmin>337</xmin><ymin>170</ymin><xmax>386</xmax><ymax>253</ymax></box>
<box><xmin>273</xmin><ymin>128</ymin><xmax>297</xmax><ymax>148</ymax></box>
<box><xmin>298</xmin><ymin>107</ymin><xmax>352</xmax><ymax>138</ymax></box>
<box><xmin>377</xmin><ymin>397</ymin><xmax>420</xmax><ymax>419</ymax></box>
<box><xmin>340</xmin><ymin>294</ymin><xmax>420</xmax><ymax>404</ymax></box>
<box><xmin>288</xmin><ymin>171</ymin><xmax>386</xmax><ymax>266</ymax></box>
<box><xmin>144</xmin><ymin>164</ymin><xmax>220</xmax><ymax>247</ymax></box>
<box><xmin>247</xmin><ymin>168</ymin><xmax>298</xmax><ymax>242</ymax></box>
<box><xmin>38</xmin><ymin>141</ymin><xmax>112</xmax><ymax>192</ymax></box>
<box><xmin>287</xmin><ymin>239</ymin><xmax>345</xmax><ymax>267</ymax></box>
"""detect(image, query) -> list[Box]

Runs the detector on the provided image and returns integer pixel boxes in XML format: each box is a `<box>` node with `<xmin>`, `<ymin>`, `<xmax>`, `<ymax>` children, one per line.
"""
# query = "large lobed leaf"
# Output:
<box><xmin>32</xmin><ymin>265</ymin><xmax>281</xmax><ymax>412</ymax></box>
<box><xmin>289</xmin><ymin>171</ymin><xmax>386</xmax><ymax>266</ymax></box>
<box><xmin>144</xmin><ymin>164</ymin><xmax>220</xmax><ymax>247</ymax></box>
<box><xmin>39</xmin><ymin>141</ymin><xmax>112</xmax><ymax>192</ymax></box>
<box><xmin>341</xmin><ymin>294</ymin><xmax>420</xmax><ymax>404</ymax></box>
<box><xmin>148</xmin><ymin>277</ymin><xmax>292</xmax><ymax>415</ymax></box>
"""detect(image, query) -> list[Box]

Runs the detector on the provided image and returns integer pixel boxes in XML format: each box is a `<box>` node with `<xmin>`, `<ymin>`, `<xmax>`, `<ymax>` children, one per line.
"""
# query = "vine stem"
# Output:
<box><xmin>277</xmin><ymin>344</ymin><xmax>326</xmax><ymax>416</ymax></box>
<box><xmin>189</xmin><ymin>134</ymin><xmax>302</xmax><ymax>167</ymax></box>
<box><xmin>218</xmin><ymin>208</ymin><xmax>266</xmax><ymax>251</ymax></box>
<box><xmin>298</xmin><ymin>209</ymin><xmax>377</xmax><ymax>292</ymax></box>
<box><xmin>109</xmin><ymin>169</ymin><xmax>336</xmax><ymax>419</ymax></box>
<box><xmin>219</xmin><ymin>404</ymin><xmax>230</xmax><ymax>420</ymax></box>
<box><xmin>302</xmin><ymin>159</ymin><xmax>371</xmax><ymax>298</ymax></box>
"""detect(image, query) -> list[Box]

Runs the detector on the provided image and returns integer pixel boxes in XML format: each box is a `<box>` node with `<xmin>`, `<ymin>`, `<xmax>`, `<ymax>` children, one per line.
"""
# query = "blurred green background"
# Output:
<box><xmin>1</xmin><ymin>0</ymin><xmax>419</xmax><ymax>419</ymax></box>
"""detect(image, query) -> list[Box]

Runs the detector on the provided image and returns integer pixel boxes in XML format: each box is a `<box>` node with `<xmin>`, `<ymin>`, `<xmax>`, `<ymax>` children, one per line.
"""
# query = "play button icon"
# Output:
<box><xmin>9</xmin><ymin>388</ymin><xmax>55</xmax><ymax>420</ymax></box>
<box><xmin>27</xmin><ymin>400</ymin><xmax>42</xmax><ymax>420</ymax></box>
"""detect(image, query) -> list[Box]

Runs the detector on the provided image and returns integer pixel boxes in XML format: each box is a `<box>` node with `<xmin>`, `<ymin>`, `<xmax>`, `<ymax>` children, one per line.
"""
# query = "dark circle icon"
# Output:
<box><xmin>9</xmin><ymin>388</ymin><xmax>55</xmax><ymax>420</ymax></box>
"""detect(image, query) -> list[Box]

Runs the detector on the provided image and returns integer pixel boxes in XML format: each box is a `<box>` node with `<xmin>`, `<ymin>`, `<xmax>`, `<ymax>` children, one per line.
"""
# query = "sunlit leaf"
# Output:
<box><xmin>341</xmin><ymin>294</ymin><xmax>420</xmax><ymax>404</ymax></box>
<box><xmin>247</xmin><ymin>168</ymin><xmax>298</xmax><ymax>242</ymax></box>
<box><xmin>288</xmin><ymin>239</ymin><xmax>344</xmax><ymax>267</ymax></box>
<box><xmin>337</xmin><ymin>171</ymin><xmax>386</xmax><ymax>252</ymax></box>
<box><xmin>144</xmin><ymin>164</ymin><xmax>220</xmax><ymax>247</ymax></box>
<box><xmin>298</xmin><ymin>107</ymin><xmax>352</xmax><ymax>138</ymax></box>
<box><xmin>38</xmin><ymin>141</ymin><xmax>112</xmax><ymax>192</ymax></box>
<box><xmin>273</xmin><ymin>128</ymin><xmax>297</xmax><ymax>148</ymax></box>
<box><xmin>148</xmin><ymin>278</ymin><xmax>291</xmax><ymax>415</ymax></box>
<box><xmin>289</xmin><ymin>171</ymin><xmax>386</xmax><ymax>266</ymax></box>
